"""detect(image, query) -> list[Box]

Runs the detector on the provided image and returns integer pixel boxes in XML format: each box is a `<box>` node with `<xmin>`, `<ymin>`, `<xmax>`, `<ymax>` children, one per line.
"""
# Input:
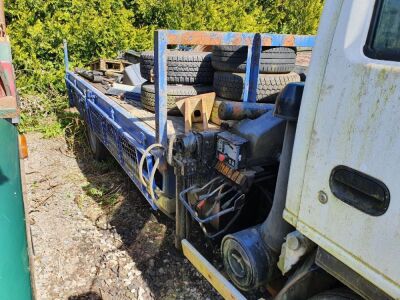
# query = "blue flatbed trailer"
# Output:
<box><xmin>65</xmin><ymin>29</ymin><xmax>315</xmax><ymax>298</ymax></box>
<box><xmin>65</xmin><ymin>29</ymin><xmax>314</xmax><ymax>215</ymax></box>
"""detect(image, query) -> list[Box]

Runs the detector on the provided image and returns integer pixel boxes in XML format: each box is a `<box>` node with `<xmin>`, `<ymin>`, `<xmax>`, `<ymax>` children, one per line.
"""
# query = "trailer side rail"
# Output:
<box><xmin>66</xmin><ymin>72</ymin><xmax>165</xmax><ymax>210</ymax></box>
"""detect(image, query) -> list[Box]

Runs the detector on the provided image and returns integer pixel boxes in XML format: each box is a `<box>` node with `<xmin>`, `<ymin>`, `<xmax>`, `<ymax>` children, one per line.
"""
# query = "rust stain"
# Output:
<box><xmin>261</xmin><ymin>36</ymin><xmax>272</xmax><ymax>46</ymax></box>
<box><xmin>167</xmin><ymin>32</ymin><xmax>214</xmax><ymax>45</ymax></box>
<box><xmin>0</xmin><ymin>96</ymin><xmax>18</xmax><ymax>118</ymax></box>
<box><xmin>231</xmin><ymin>35</ymin><xmax>253</xmax><ymax>46</ymax></box>
<box><xmin>166</xmin><ymin>31</ymin><xmax>253</xmax><ymax>46</ymax></box>
<box><xmin>232</xmin><ymin>105</ymin><xmax>241</xmax><ymax>116</ymax></box>
<box><xmin>283</xmin><ymin>35</ymin><xmax>295</xmax><ymax>47</ymax></box>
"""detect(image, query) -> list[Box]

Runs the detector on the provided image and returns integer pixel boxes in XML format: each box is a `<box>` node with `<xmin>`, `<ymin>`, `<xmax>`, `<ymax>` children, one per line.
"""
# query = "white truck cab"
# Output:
<box><xmin>285</xmin><ymin>0</ymin><xmax>400</xmax><ymax>298</ymax></box>
<box><xmin>185</xmin><ymin>1</ymin><xmax>400</xmax><ymax>299</ymax></box>
<box><xmin>179</xmin><ymin>1</ymin><xmax>400</xmax><ymax>299</ymax></box>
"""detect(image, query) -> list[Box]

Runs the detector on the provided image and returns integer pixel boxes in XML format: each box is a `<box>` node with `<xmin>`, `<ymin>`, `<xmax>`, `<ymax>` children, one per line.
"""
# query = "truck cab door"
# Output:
<box><xmin>285</xmin><ymin>0</ymin><xmax>400</xmax><ymax>298</ymax></box>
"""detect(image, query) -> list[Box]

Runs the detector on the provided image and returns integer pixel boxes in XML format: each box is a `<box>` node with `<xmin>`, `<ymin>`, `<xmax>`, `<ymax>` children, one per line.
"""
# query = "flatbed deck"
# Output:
<box><xmin>89</xmin><ymin>80</ymin><xmax>220</xmax><ymax>137</ymax></box>
<box><xmin>66</xmin><ymin>70</ymin><xmax>221</xmax><ymax>213</ymax></box>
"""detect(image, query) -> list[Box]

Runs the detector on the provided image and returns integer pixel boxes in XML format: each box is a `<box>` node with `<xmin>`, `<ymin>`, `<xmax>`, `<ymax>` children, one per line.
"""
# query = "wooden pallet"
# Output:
<box><xmin>88</xmin><ymin>59</ymin><xmax>128</xmax><ymax>74</ymax></box>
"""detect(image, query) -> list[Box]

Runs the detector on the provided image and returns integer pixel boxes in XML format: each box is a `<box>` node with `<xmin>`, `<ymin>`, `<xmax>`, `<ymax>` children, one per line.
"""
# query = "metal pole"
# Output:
<box><xmin>175</xmin><ymin>171</ymin><xmax>186</xmax><ymax>250</ymax></box>
<box><xmin>154</xmin><ymin>30</ymin><xmax>168</xmax><ymax>149</ymax></box>
<box><xmin>63</xmin><ymin>40</ymin><xmax>69</xmax><ymax>72</ymax></box>
<box><xmin>243</xmin><ymin>33</ymin><xmax>261</xmax><ymax>103</ymax></box>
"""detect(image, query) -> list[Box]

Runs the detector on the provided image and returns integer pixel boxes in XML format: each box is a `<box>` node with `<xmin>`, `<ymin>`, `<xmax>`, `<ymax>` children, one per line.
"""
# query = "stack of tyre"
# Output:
<box><xmin>139</xmin><ymin>51</ymin><xmax>214</xmax><ymax>114</ymax></box>
<box><xmin>212</xmin><ymin>46</ymin><xmax>300</xmax><ymax>103</ymax></box>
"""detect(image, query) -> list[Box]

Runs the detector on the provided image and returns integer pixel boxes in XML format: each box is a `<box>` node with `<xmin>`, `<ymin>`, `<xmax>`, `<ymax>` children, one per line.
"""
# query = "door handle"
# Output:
<box><xmin>329</xmin><ymin>166</ymin><xmax>390</xmax><ymax>216</ymax></box>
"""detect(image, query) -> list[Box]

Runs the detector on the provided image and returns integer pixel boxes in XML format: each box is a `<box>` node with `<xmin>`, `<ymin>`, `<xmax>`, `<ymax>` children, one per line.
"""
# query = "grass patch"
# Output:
<box><xmin>18</xmin><ymin>91</ymin><xmax>91</xmax><ymax>166</ymax></box>
<box><xmin>18</xmin><ymin>92</ymin><xmax>81</xmax><ymax>139</ymax></box>
<box><xmin>22</xmin><ymin>115</ymin><xmax>64</xmax><ymax>138</ymax></box>
<box><xmin>82</xmin><ymin>182</ymin><xmax>123</xmax><ymax>209</ymax></box>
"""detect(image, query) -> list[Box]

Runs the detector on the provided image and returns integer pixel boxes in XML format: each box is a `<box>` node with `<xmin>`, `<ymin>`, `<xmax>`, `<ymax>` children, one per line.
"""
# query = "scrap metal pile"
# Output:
<box><xmin>76</xmin><ymin>51</ymin><xmax>145</xmax><ymax>102</ymax></box>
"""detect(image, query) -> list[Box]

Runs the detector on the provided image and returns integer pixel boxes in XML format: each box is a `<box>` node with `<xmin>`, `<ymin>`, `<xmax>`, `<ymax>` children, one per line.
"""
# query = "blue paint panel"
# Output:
<box><xmin>245</xmin><ymin>34</ymin><xmax>262</xmax><ymax>103</ymax></box>
<box><xmin>87</xmin><ymin>100</ymin><xmax>158</xmax><ymax>209</ymax></box>
<box><xmin>65</xmin><ymin>72</ymin><xmax>176</xmax><ymax>209</ymax></box>
<box><xmin>220</xmin><ymin>32</ymin><xmax>254</xmax><ymax>45</ymax></box>
<box><xmin>293</xmin><ymin>35</ymin><xmax>316</xmax><ymax>47</ymax></box>
<box><xmin>68</xmin><ymin>73</ymin><xmax>155</xmax><ymax>144</ymax></box>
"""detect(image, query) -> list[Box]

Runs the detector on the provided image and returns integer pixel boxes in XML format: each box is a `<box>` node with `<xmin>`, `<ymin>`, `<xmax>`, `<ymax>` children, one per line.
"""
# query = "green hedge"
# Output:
<box><xmin>5</xmin><ymin>0</ymin><xmax>323</xmax><ymax>134</ymax></box>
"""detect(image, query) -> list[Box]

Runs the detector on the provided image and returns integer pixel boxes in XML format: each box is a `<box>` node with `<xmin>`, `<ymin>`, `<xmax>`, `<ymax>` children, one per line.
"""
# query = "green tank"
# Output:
<box><xmin>0</xmin><ymin>0</ymin><xmax>33</xmax><ymax>297</ymax></box>
<box><xmin>0</xmin><ymin>119</ymin><xmax>33</xmax><ymax>300</ymax></box>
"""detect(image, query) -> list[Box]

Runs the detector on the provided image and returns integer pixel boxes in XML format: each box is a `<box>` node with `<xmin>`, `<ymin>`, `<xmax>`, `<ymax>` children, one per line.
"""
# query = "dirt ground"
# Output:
<box><xmin>25</xmin><ymin>132</ymin><xmax>221</xmax><ymax>300</ymax></box>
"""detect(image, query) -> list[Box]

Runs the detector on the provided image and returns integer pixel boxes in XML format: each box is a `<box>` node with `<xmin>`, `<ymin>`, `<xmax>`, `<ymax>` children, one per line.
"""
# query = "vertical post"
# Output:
<box><xmin>154</xmin><ymin>30</ymin><xmax>168</xmax><ymax>148</ymax></box>
<box><xmin>63</xmin><ymin>39</ymin><xmax>74</xmax><ymax>107</ymax></box>
<box><xmin>243</xmin><ymin>33</ymin><xmax>261</xmax><ymax>103</ymax></box>
<box><xmin>63</xmin><ymin>39</ymin><xmax>69</xmax><ymax>73</ymax></box>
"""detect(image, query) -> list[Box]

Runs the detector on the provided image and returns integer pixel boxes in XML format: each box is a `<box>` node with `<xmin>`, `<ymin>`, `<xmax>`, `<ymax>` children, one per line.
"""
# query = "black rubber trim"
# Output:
<box><xmin>364</xmin><ymin>0</ymin><xmax>400</xmax><ymax>61</ymax></box>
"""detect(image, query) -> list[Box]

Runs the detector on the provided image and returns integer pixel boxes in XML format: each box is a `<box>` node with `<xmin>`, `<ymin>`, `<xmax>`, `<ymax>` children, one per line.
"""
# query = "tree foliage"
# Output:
<box><xmin>6</xmin><ymin>0</ymin><xmax>148</xmax><ymax>94</ymax></box>
<box><xmin>5</xmin><ymin>0</ymin><xmax>323</xmax><ymax>132</ymax></box>
<box><xmin>130</xmin><ymin>0</ymin><xmax>271</xmax><ymax>33</ymax></box>
<box><xmin>6</xmin><ymin>0</ymin><xmax>323</xmax><ymax>95</ymax></box>
<box><xmin>259</xmin><ymin>0</ymin><xmax>324</xmax><ymax>34</ymax></box>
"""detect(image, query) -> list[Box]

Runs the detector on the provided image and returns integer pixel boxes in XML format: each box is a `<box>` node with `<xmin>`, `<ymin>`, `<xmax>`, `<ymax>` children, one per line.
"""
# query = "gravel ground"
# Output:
<box><xmin>25</xmin><ymin>132</ymin><xmax>220</xmax><ymax>300</ymax></box>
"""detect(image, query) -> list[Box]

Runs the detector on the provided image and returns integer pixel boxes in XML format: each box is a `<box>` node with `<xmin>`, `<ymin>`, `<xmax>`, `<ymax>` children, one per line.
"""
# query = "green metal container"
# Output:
<box><xmin>0</xmin><ymin>119</ymin><xmax>32</xmax><ymax>300</ymax></box>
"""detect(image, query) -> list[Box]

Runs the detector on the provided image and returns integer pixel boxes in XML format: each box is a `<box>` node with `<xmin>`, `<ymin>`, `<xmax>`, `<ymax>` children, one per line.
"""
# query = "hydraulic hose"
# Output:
<box><xmin>138</xmin><ymin>143</ymin><xmax>164</xmax><ymax>202</ymax></box>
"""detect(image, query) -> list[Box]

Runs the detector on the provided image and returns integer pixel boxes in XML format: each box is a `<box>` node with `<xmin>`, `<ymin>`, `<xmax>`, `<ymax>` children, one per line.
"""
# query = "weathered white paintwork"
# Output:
<box><xmin>284</xmin><ymin>0</ymin><xmax>400</xmax><ymax>298</ymax></box>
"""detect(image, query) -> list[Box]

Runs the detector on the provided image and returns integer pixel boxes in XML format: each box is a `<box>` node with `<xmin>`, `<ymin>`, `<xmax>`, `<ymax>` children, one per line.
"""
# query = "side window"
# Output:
<box><xmin>364</xmin><ymin>0</ymin><xmax>400</xmax><ymax>61</ymax></box>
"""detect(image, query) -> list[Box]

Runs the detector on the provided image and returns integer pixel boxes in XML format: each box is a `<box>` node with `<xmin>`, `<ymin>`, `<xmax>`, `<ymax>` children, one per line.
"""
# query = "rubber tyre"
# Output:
<box><xmin>86</xmin><ymin>124</ymin><xmax>108</xmax><ymax>161</ymax></box>
<box><xmin>212</xmin><ymin>46</ymin><xmax>296</xmax><ymax>74</ymax></box>
<box><xmin>140</xmin><ymin>83</ymin><xmax>214</xmax><ymax>115</ymax></box>
<box><xmin>213</xmin><ymin>71</ymin><xmax>300</xmax><ymax>103</ymax></box>
<box><xmin>140</xmin><ymin>51</ymin><xmax>213</xmax><ymax>84</ymax></box>
<box><xmin>308</xmin><ymin>288</ymin><xmax>363</xmax><ymax>300</ymax></box>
